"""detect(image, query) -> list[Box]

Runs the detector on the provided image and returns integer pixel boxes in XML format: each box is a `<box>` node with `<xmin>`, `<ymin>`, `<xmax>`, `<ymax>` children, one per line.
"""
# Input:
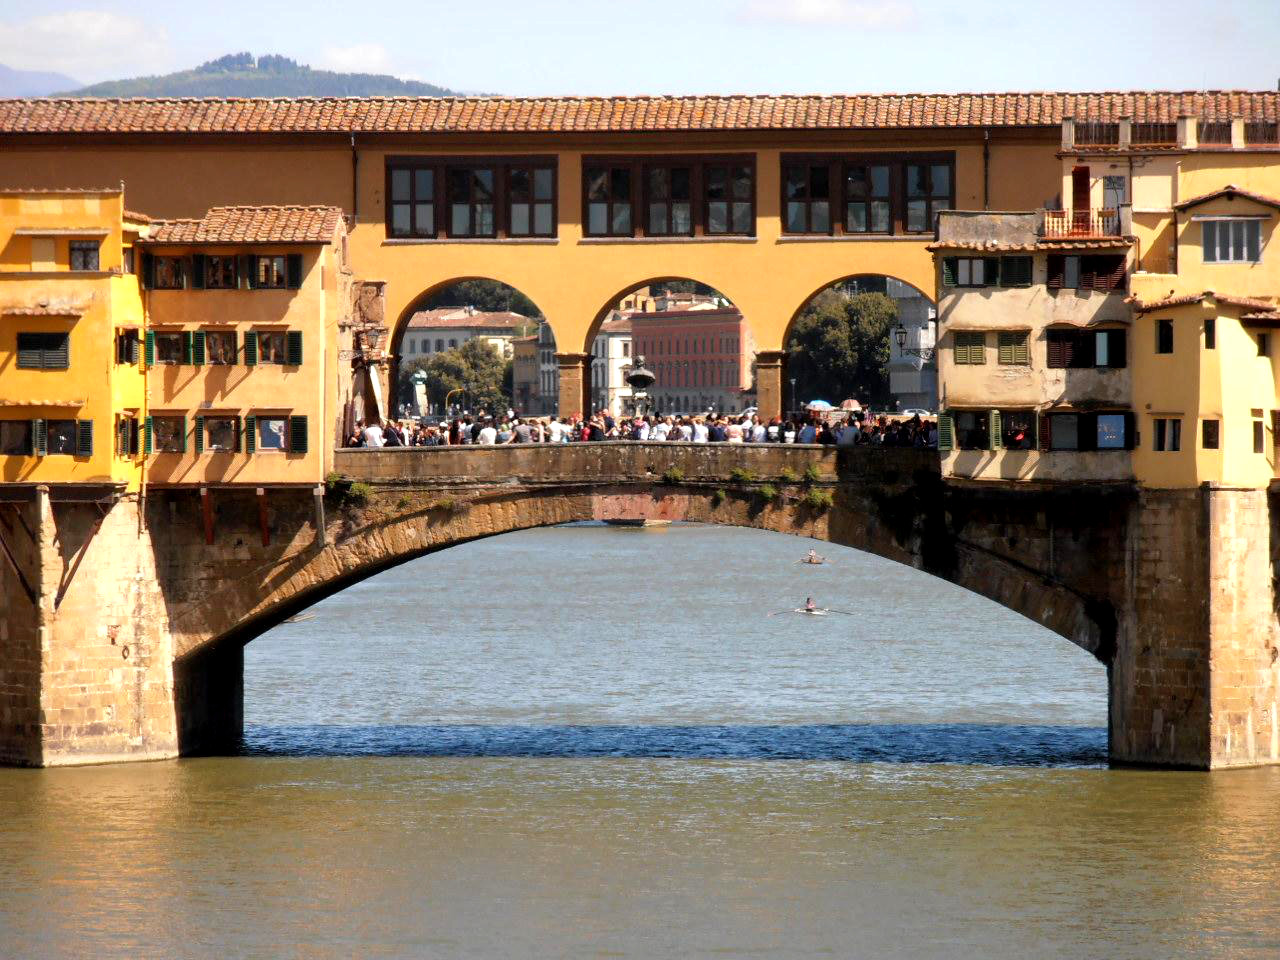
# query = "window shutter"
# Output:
<box><xmin>179</xmin><ymin>416</ymin><xmax>187</xmax><ymax>454</ymax></box>
<box><xmin>1103</xmin><ymin>256</ymin><xmax>1127</xmax><ymax>292</ymax></box>
<box><xmin>942</xmin><ymin>258</ymin><xmax>958</xmax><ymax>286</ymax></box>
<box><xmin>16</xmin><ymin>333</ymin><xmax>41</xmax><ymax>368</ymax></box>
<box><xmin>190</xmin><ymin>254</ymin><xmax>206</xmax><ymax>289</ymax></box>
<box><xmin>234</xmin><ymin>418</ymin><xmax>243</xmax><ymax>453</ymax></box>
<box><xmin>242</xmin><ymin>255</ymin><xmax>256</xmax><ymax>289</ymax></box>
<box><xmin>243</xmin><ymin>331</ymin><xmax>258</xmax><ymax>366</ymax></box>
<box><xmin>1015</xmin><ymin>333</ymin><xmax>1029</xmax><ymax>365</ymax></box>
<box><xmin>1078</xmin><ymin>258</ymin><xmax>1098</xmax><ymax>291</ymax></box>
<box><xmin>286</xmin><ymin>330</ymin><xmax>303</xmax><ymax>366</ymax></box>
<box><xmin>984</xmin><ymin>258</ymin><xmax>1000</xmax><ymax>287</ymax></box>
<box><xmin>1038</xmin><ymin>415</ymin><xmax>1051</xmax><ymax>451</ymax></box>
<box><xmin>1109</xmin><ymin>329</ymin><xmax>1127</xmax><ymax>368</ymax></box>
<box><xmin>192</xmin><ymin>330</ymin><xmax>206</xmax><ymax>366</ymax></box>
<box><xmin>286</xmin><ymin>254</ymin><xmax>303</xmax><ymax>289</ymax></box>
<box><xmin>1123</xmin><ymin>412</ymin><xmax>1137</xmax><ymax>450</ymax></box>
<box><xmin>194</xmin><ymin>416</ymin><xmax>205</xmax><ymax>454</ymax></box>
<box><xmin>1002</xmin><ymin>256</ymin><xmax>1032</xmax><ymax>287</ymax></box>
<box><xmin>76</xmin><ymin>420</ymin><xmax>93</xmax><ymax>458</ymax></box>
<box><xmin>1046</xmin><ymin>255</ymin><xmax>1065</xmax><ymax>290</ymax></box>
<box><xmin>937</xmin><ymin>414</ymin><xmax>954</xmax><ymax>452</ymax></box>
<box><xmin>971</xmin><ymin>333</ymin><xmax>985</xmax><ymax>365</ymax></box>
<box><xmin>244</xmin><ymin>415</ymin><xmax>256</xmax><ymax>454</ymax></box>
<box><xmin>32</xmin><ymin>419</ymin><xmax>46</xmax><ymax>456</ymax></box>
<box><xmin>128</xmin><ymin>333</ymin><xmax>140</xmax><ymax>365</ymax></box>
<box><xmin>47</xmin><ymin>333</ymin><xmax>69</xmax><ymax>369</ymax></box>
<box><xmin>289</xmin><ymin>415</ymin><xmax>308</xmax><ymax>453</ymax></box>
<box><xmin>142</xmin><ymin>251</ymin><xmax>155</xmax><ymax>289</ymax></box>
<box><xmin>144</xmin><ymin>330</ymin><xmax>155</xmax><ymax>367</ymax></box>
<box><xmin>182</xmin><ymin>331</ymin><xmax>194</xmax><ymax>365</ymax></box>
<box><xmin>143</xmin><ymin>416</ymin><xmax>153</xmax><ymax>455</ymax></box>
<box><xmin>998</xmin><ymin>333</ymin><xmax>1014</xmax><ymax>365</ymax></box>
<box><xmin>989</xmin><ymin>409</ymin><xmax>1003</xmax><ymax>450</ymax></box>
<box><xmin>1202</xmin><ymin>222</ymin><xmax>1217</xmax><ymax>263</ymax></box>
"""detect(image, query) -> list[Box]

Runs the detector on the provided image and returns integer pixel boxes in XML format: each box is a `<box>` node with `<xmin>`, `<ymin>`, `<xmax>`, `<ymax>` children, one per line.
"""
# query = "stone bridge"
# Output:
<box><xmin>2</xmin><ymin>443</ymin><xmax>1277</xmax><ymax>770</ymax></box>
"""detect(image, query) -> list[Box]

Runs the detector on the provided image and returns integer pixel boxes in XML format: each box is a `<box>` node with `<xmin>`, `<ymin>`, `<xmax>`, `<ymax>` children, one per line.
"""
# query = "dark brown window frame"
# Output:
<box><xmin>385</xmin><ymin>155</ymin><xmax>558</xmax><ymax>240</ymax></box>
<box><xmin>581</xmin><ymin>154</ymin><xmax>757</xmax><ymax>239</ymax></box>
<box><xmin>780</xmin><ymin>152</ymin><xmax>955</xmax><ymax>237</ymax></box>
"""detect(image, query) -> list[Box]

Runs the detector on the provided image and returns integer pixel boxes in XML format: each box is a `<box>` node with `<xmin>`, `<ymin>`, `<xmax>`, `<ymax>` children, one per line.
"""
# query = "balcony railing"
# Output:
<box><xmin>1042</xmin><ymin>208</ymin><xmax>1121</xmax><ymax>238</ymax></box>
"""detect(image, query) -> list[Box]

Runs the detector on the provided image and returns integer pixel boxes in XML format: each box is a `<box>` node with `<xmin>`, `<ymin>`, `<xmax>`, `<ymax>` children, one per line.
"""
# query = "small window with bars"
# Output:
<box><xmin>69</xmin><ymin>241</ymin><xmax>99</xmax><ymax>271</ymax></box>
<box><xmin>1198</xmin><ymin>121</ymin><xmax>1232</xmax><ymax>145</ymax></box>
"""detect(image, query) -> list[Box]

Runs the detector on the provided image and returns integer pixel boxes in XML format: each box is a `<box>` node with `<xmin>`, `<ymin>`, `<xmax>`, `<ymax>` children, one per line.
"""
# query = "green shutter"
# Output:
<box><xmin>182</xmin><ymin>331</ymin><xmax>194</xmax><ymax>365</ymax></box>
<box><xmin>190</xmin><ymin>254</ymin><xmax>206</xmax><ymax>289</ymax></box>
<box><xmin>144</xmin><ymin>416</ymin><xmax>153</xmax><ymax>455</ymax></box>
<box><xmin>244</xmin><ymin>331</ymin><xmax>258</xmax><ymax>366</ymax></box>
<box><xmin>285</xmin><ymin>330</ymin><xmax>303</xmax><ymax>366</ymax></box>
<box><xmin>289</xmin><ymin>415</ymin><xmax>308</xmax><ymax>454</ymax></box>
<box><xmin>192</xmin><ymin>330</ymin><xmax>206</xmax><ymax>366</ymax></box>
<box><xmin>179</xmin><ymin>416</ymin><xmax>187</xmax><ymax>454</ymax></box>
<box><xmin>942</xmin><ymin>258</ymin><xmax>958</xmax><ymax>286</ymax></box>
<box><xmin>32</xmin><ymin>419</ymin><xmax>46</xmax><ymax>457</ymax></box>
<box><xmin>244</xmin><ymin>415</ymin><xmax>256</xmax><ymax>453</ymax></box>
<box><xmin>144</xmin><ymin>330</ymin><xmax>155</xmax><ymax>367</ymax></box>
<box><xmin>989</xmin><ymin>409</ymin><xmax>1003</xmax><ymax>450</ymax></box>
<box><xmin>194</xmin><ymin>416</ymin><xmax>205</xmax><ymax>454</ymax></box>
<box><xmin>998</xmin><ymin>333</ymin><xmax>1014</xmax><ymax>365</ymax></box>
<box><xmin>937</xmin><ymin>414</ymin><xmax>954</xmax><ymax>453</ymax></box>
<box><xmin>286</xmin><ymin>254</ymin><xmax>303</xmax><ymax>289</ymax></box>
<box><xmin>76</xmin><ymin>420</ymin><xmax>93</xmax><ymax>458</ymax></box>
<box><xmin>1015</xmin><ymin>334</ymin><xmax>1029</xmax><ymax>366</ymax></box>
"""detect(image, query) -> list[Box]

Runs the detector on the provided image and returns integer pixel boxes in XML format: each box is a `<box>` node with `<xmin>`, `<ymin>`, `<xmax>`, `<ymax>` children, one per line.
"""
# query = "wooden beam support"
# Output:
<box><xmin>200</xmin><ymin>487</ymin><xmax>214</xmax><ymax>545</ymax></box>
<box><xmin>256</xmin><ymin>487</ymin><xmax>270</xmax><ymax>547</ymax></box>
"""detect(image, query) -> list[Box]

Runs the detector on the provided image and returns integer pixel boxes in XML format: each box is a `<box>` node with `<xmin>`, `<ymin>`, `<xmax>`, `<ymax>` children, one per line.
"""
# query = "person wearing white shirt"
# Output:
<box><xmin>361</xmin><ymin>422</ymin><xmax>385</xmax><ymax>447</ymax></box>
<box><xmin>653</xmin><ymin>420</ymin><xmax>670</xmax><ymax>441</ymax></box>
<box><xmin>692</xmin><ymin>420</ymin><xmax>709</xmax><ymax>443</ymax></box>
<box><xmin>477</xmin><ymin>421</ymin><xmax>498</xmax><ymax>445</ymax></box>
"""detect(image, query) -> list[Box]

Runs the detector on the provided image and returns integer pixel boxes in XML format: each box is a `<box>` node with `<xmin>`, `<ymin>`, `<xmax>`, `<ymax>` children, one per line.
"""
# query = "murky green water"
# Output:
<box><xmin>2</xmin><ymin>524</ymin><xmax>1278</xmax><ymax>958</ymax></box>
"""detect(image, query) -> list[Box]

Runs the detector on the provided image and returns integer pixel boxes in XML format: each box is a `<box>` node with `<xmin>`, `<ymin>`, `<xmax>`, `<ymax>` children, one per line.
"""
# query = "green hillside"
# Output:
<box><xmin>62</xmin><ymin>53</ymin><xmax>469</xmax><ymax>98</ymax></box>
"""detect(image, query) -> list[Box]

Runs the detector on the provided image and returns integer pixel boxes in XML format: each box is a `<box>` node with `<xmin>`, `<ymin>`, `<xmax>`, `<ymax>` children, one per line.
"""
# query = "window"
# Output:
<box><xmin>784</xmin><ymin>163</ymin><xmax>832</xmax><ymax>234</ymax></box>
<box><xmin>1046</xmin><ymin>329</ymin><xmax>1126</xmax><ymax>368</ymax></box>
<box><xmin>0</xmin><ymin>421</ymin><xmax>31</xmax><ymax>455</ymax></box>
<box><xmin>123</xmin><ymin>247</ymin><xmax>135</xmax><ymax>274</ymax></box>
<box><xmin>253</xmin><ymin>416</ymin><xmax>289</xmax><ymax>452</ymax></box>
<box><xmin>449</xmin><ymin>339</ymin><xmax>457</xmax><ymax>349</ymax></box>
<box><xmin>845</xmin><ymin>163</ymin><xmax>892</xmax><ymax>233</ymax></box>
<box><xmin>1102</xmin><ymin>176</ymin><xmax>1126</xmax><ymax>210</ymax></box>
<box><xmin>115</xmin><ymin>329</ymin><xmax>140</xmax><ymax>365</ymax></box>
<box><xmin>1154</xmin><ymin>417</ymin><xmax>1182</xmax><ymax>452</ymax></box>
<box><xmin>639</xmin><ymin>165</ymin><xmax>688</xmax><ymax>238</ymax></box>
<box><xmin>1000</xmin><ymin>256</ymin><xmax>1033</xmax><ymax>287</ymax></box>
<box><xmin>254</xmin><ymin>255</ymin><xmax>288</xmax><ymax>288</ymax></box>
<box><xmin>386</xmin><ymin>158</ymin><xmax>555</xmax><ymax>239</ymax></box>
<box><xmin>1202</xmin><ymin>419</ymin><xmax>1220</xmax><ymax>449</ymax></box>
<box><xmin>153</xmin><ymin>332</ymin><xmax>184</xmax><ymax>365</ymax></box>
<box><xmin>199</xmin><ymin>416</ymin><xmax>239</xmax><ymax>453</ymax></box>
<box><xmin>1198</xmin><ymin>120</ymin><xmax>1232</xmax><ymax>145</ymax></box>
<box><xmin>1202</xmin><ymin>220</ymin><xmax>1262</xmax><ymax>263</ymax></box>
<box><xmin>904</xmin><ymin>162</ymin><xmax>950</xmax><ymax>232</ymax></box>
<box><xmin>448</xmin><ymin>166</ymin><xmax>496</xmax><ymax>237</ymax></box>
<box><xmin>389</xmin><ymin>166</ymin><xmax>433</xmax><ymax>237</ymax></box>
<box><xmin>953</xmin><ymin>331</ymin><xmax>986</xmax><ymax>364</ymax></box>
<box><xmin>997</xmin><ymin>332</ymin><xmax>1030</xmax><ymax>365</ymax></box>
<box><xmin>435</xmin><ymin>338</ymin><xmax>444</xmax><ymax>351</ymax></box>
<box><xmin>585</xmin><ymin>164</ymin><xmax>632</xmax><ymax>236</ymax></box>
<box><xmin>1156</xmin><ymin>319</ymin><xmax>1174</xmax><ymax>354</ymax></box>
<box><xmin>507</xmin><ymin>165</ymin><xmax>555</xmax><ymax>237</ymax></box>
<box><xmin>954</xmin><ymin>410</ymin><xmax>990</xmax><ymax>450</ymax></box>
<box><xmin>193</xmin><ymin>254</ymin><xmax>237</xmax><ymax>289</ymax></box>
<box><xmin>1205</xmin><ymin>317</ymin><xmax>1216</xmax><ymax>349</ymax></box>
<box><xmin>704</xmin><ymin>162</ymin><xmax>754</xmax><ymax>235</ymax></box>
<box><xmin>1254</xmin><ymin>417</ymin><xmax>1265</xmax><ymax>454</ymax></box>
<box><xmin>257</xmin><ymin>332</ymin><xmax>287</xmax><ymax>365</ymax></box>
<box><xmin>149</xmin><ymin>416</ymin><xmax>185</xmax><ymax>453</ymax></box>
<box><xmin>943</xmin><ymin>258</ymin><xmax>997</xmax><ymax>288</ymax></box>
<box><xmin>1046</xmin><ymin>255</ymin><xmax>1127</xmax><ymax>291</ymax></box>
<box><xmin>1096</xmin><ymin>414</ymin><xmax>1128</xmax><ymax>450</ymax></box>
<box><xmin>115</xmin><ymin>416</ymin><xmax>139</xmax><ymax>457</ymax></box>
<box><xmin>1000</xmin><ymin>409</ymin><xmax>1036</xmax><ymax>450</ymax></box>
<box><xmin>45</xmin><ymin>420</ymin><xmax>77</xmax><ymax>456</ymax></box>
<box><xmin>1044</xmin><ymin>412</ymin><xmax>1134</xmax><ymax>451</ymax></box>
<box><xmin>16</xmin><ymin>332</ymin><xmax>69</xmax><ymax>369</ymax></box>
<box><xmin>152</xmin><ymin>256</ymin><xmax>185</xmax><ymax>289</ymax></box>
<box><xmin>1259</xmin><ymin>333</ymin><xmax>1271</xmax><ymax>357</ymax></box>
<box><xmin>69</xmin><ymin>241</ymin><xmax>99</xmax><ymax>271</ymax></box>
<box><xmin>206</xmin><ymin>331</ymin><xmax>237</xmax><ymax>365</ymax></box>
<box><xmin>1048</xmin><ymin>414</ymin><xmax>1080</xmax><ymax>451</ymax></box>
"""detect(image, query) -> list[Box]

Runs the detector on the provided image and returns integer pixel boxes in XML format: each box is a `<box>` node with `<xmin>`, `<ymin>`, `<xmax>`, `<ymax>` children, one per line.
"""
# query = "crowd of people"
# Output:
<box><xmin>345</xmin><ymin>410</ymin><xmax>938</xmax><ymax>449</ymax></box>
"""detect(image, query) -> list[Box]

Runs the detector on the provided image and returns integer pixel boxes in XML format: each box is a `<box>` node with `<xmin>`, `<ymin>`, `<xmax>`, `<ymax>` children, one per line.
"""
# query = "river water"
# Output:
<box><xmin>2</xmin><ymin>523</ymin><xmax>1279</xmax><ymax>958</ymax></box>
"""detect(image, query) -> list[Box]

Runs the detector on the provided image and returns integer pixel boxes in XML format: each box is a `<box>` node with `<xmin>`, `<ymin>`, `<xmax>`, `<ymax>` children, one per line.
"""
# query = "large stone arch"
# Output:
<box><xmin>781</xmin><ymin>272</ymin><xmax>937</xmax><ymax>351</ymax></box>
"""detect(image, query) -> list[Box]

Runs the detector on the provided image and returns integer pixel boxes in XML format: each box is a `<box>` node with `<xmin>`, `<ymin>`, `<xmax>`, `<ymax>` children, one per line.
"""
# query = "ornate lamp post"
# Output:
<box><xmin>625</xmin><ymin>356</ymin><xmax>656</xmax><ymax>417</ymax></box>
<box><xmin>895</xmin><ymin>322</ymin><xmax>936</xmax><ymax>361</ymax></box>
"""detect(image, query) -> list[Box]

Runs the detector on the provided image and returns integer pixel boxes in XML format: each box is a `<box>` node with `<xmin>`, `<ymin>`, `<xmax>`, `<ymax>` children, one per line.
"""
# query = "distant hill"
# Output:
<box><xmin>0</xmin><ymin>63</ymin><xmax>81</xmax><ymax>97</ymax></box>
<box><xmin>58</xmin><ymin>53</ymin><xmax>468</xmax><ymax>98</ymax></box>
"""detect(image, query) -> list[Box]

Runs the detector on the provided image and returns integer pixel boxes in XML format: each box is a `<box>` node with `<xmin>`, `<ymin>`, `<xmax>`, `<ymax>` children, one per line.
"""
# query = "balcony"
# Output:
<box><xmin>1042</xmin><ymin>208</ymin><xmax>1122</xmax><ymax>238</ymax></box>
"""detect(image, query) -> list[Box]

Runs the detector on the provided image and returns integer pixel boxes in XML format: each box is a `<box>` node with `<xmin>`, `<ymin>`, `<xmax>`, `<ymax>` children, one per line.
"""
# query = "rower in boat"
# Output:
<box><xmin>795</xmin><ymin>549</ymin><xmax>828</xmax><ymax>565</ymax></box>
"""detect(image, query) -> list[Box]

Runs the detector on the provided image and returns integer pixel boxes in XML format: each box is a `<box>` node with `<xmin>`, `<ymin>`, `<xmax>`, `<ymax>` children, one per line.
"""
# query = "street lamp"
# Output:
<box><xmin>894</xmin><ymin>323</ymin><xmax>936</xmax><ymax>361</ymax></box>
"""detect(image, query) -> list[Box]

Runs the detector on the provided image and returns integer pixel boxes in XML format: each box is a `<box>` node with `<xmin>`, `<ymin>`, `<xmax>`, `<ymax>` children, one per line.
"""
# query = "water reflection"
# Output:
<box><xmin>245</xmin><ymin>722</ymin><xmax>1107</xmax><ymax>767</ymax></box>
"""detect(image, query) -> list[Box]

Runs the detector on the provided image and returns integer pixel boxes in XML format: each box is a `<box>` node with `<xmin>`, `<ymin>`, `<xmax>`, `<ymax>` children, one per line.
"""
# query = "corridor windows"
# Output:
<box><xmin>646</xmin><ymin>165</ymin><xmax>693</xmax><ymax>237</ymax></box>
<box><xmin>585</xmin><ymin>164</ymin><xmax>632</xmax><ymax>236</ymax></box>
<box><xmin>582</xmin><ymin>156</ymin><xmax>755</xmax><ymax>238</ymax></box>
<box><xmin>781</xmin><ymin>154</ymin><xmax>953</xmax><ymax>236</ymax></box>
<box><xmin>254</xmin><ymin>255</ymin><xmax>288</xmax><ymax>288</ymax></box>
<box><xmin>192</xmin><ymin>254</ymin><xmax>238</xmax><ymax>289</ymax></box>
<box><xmin>385</xmin><ymin>158</ymin><xmax>557</xmax><ymax>239</ymax></box>
<box><xmin>1202</xmin><ymin>219</ymin><xmax>1262</xmax><ymax>264</ymax></box>
<box><xmin>1153</xmin><ymin>417</ymin><xmax>1182</xmax><ymax>452</ymax></box>
<box><xmin>705</xmin><ymin>163</ymin><xmax>753</xmax><ymax>234</ymax></box>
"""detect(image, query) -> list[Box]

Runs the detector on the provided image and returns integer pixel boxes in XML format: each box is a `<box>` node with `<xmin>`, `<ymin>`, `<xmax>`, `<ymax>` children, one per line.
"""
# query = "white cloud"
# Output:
<box><xmin>318</xmin><ymin>43</ymin><xmax>396</xmax><ymax>75</ymax></box>
<box><xmin>0</xmin><ymin>10</ymin><xmax>173</xmax><ymax>82</ymax></box>
<box><xmin>741</xmin><ymin>0</ymin><xmax>917</xmax><ymax>28</ymax></box>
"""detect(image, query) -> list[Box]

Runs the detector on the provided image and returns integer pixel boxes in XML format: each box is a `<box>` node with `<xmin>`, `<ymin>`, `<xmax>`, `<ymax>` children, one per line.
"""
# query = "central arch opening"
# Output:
<box><xmin>244</xmin><ymin>524</ymin><xmax>1106</xmax><ymax>765</ymax></box>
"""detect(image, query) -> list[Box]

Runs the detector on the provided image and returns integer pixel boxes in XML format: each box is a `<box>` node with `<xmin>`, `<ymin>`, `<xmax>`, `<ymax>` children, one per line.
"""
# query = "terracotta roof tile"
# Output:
<box><xmin>0</xmin><ymin>91</ymin><xmax>1276</xmax><ymax>136</ymax></box>
<box><xmin>1128</xmin><ymin>291</ymin><xmax>1276</xmax><ymax>313</ymax></box>
<box><xmin>928</xmin><ymin>238</ymin><xmax>1134</xmax><ymax>252</ymax></box>
<box><xmin>143</xmin><ymin>205</ymin><xmax>344</xmax><ymax>244</ymax></box>
<box><xmin>406</xmin><ymin>309</ymin><xmax>533</xmax><ymax>329</ymax></box>
<box><xmin>1173</xmin><ymin>184</ymin><xmax>1280</xmax><ymax>211</ymax></box>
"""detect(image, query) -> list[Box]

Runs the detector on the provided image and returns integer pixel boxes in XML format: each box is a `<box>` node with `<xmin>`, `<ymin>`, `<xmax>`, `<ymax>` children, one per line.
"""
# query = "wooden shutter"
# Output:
<box><xmin>1038</xmin><ymin>415</ymin><xmax>1051</xmax><ymax>451</ymax></box>
<box><xmin>16</xmin><ymin>333</ymin><xmax>42</xmax><ymax>368</ymax></box>
<box><xmin>289</xmin><ymin>415</ymin><xmax>308</xmax><ymax>453</ymax></box>
<box><xmin>998</xmin><ymin>332</ymin><xmax>1027</xmax><ymax>365</ymax></box>
<box><xmin>128</xmin><ymin>418</ymin><xmax>139</xmax><ymax>456</ymax></box>
<box><xmin>243</xmin><ymin>331</ymin><xmax>258</xmax><ymax>366</ymax></box>
<box><xmin>194</xmin><ymin>416</ymin><xmax>205</xmax><ymax>454</ymax></box>
<box><xmin>983</xmin><ymin>258</ymin><xmax>1000</xmax><ymax>287</ymax></box>
<box><xmin>1046</xmin><ymin>255</ymin><xmax>1065</xmax><ymax>290</ymax></box>
<box><xmin>192</xmin><ymin>330</ymin><xmax>206</xmax><ymax>366</ymax></box>
<box><xmin>190</xmin><ymin>254</ymin><xmax>206</xmax><ymax>289</ymax></box>
<box><xmin>988</xmin><ymin>410</ymin><xmax>1003</xmax><ymax>450</ymax></box>
<box><xmin>998</xmin><ymin>332</ymin><xmax>1014</xmax><ymax>365</ymax></box>
<box><xmin>76</xmin><ymin>420</ymin><xmax>93</xmax><ymax>458</ymax></box>
<box><xmin>942</xmin><ymin>258</ymin><xmax>958</xmax><ymax>286</ymax></box>
<box><xmin>32</xmin><ymin>419</ymin><xmax>46</xmax><ymax>456</ymax></box>
<box><xmin>45</xmin><ymin>332</ymin><xmax>68</xmax><ymax>369</ymax></box>
<box><xmin>1108</xmin><ymin>329</ymin><xmax>1127</xmax><ymax>368</ymax></box>
<box><xmin>286</xmin><ymin>254</ymin><xmax>303</xmax><ymax>289</ymax></box>
<box><xmin>182</xmin><ymin>331</ymin><xmax>194</xmax><ymax>365</ymax></box>
<box><xmin>244</xmin><ymin>415</ymin><xmax>257</xmax><ymax>454</ymax></box>
<box><xmin>144</xmin><ymin>330</ymin><xmax>155</xmax><ymax>367</ymax></box>
<box><xmin>143</xmin><ymin>416</ymin><xmax>153</xmax><ymax>455</ymax></box>
<box><xmin>1001</xmin><ymin>256</ymin><xmax>1032</xmax><ymax>287</ymax></box>
<box><xmin>286</xmin><ymin>330</ymin><xmax>303</xmax><ymax>366</ymax></box>
<box><xmin>937</xmin><ymin>414</ymin><xmax>954</xmax><ymax>452</ymax></box>
<box><xmin>1014</xmin><ymin>333</ymin><xmax>1029</xmax><ymax>365</ymax></box>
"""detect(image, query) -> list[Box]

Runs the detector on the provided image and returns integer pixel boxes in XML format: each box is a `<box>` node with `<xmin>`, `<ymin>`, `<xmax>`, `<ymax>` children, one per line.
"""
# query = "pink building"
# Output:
<box><xmin>629</xmin><ymin>306</ymin><xmax>755</xmax><ymax>414</ymax></box>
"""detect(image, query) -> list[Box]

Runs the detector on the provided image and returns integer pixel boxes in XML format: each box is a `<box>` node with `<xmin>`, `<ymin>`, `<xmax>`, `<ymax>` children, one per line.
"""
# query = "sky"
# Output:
<box><xmin>1</xmin><ymin>0</ymin><xmax>1278</xmax><ymax>95</ymax></box>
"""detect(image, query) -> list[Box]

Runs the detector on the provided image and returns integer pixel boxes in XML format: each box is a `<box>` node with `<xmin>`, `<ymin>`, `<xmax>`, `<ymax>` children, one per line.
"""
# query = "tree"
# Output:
<box><xmin>399</xmin><ymin>338</ymin><xmax>512</xmax><ymax>414</ymax></box>
<box><xmin>786</xmin><ymin>290</ymin><xmax>898</xmax><ymax>408</ymax></box>
<box><xmin>420</xmin><ymin>280</ymin><xmax>542</xmax><ymax>322</ymax></box>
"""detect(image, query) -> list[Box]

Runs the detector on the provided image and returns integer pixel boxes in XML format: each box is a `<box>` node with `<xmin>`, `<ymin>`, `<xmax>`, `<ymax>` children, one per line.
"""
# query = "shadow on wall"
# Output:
<box><xmin>240</xmin><ymin>722</ymin><xmax>1107</xmax><ymax>768</ymax></box>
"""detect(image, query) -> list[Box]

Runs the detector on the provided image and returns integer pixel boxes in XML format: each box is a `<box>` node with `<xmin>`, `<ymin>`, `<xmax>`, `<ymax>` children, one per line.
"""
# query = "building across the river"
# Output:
<box><xmin>629</xmin><ymin>304</ymin><xmax>755</xmax><ymax>414</ymax></box>
<box><xmin>590</xmin><ymin>314</ymin><xmax>633</xmax><ymax>417</ymax></box>
<box><xmin>401</xmin><ymin>307</ymin><xmax>536</xmax><ymax>361</ymax></box>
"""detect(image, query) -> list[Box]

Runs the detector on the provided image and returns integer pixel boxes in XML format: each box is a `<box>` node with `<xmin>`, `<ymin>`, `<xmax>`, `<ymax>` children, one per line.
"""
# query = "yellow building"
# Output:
<box><xmin>0</xmin><ymin>188</ymin><xmax>146</xmax><ymax>491</ymax></box>
<box><xmin>137</xmin><ymin>205</ymin><xmax>351</xmax><ymax>489</ymax></box>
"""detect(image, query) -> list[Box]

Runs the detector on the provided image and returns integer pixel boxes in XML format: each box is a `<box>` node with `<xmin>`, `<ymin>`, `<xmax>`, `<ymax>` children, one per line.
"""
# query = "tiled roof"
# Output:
<box><xmin>1</xmin><ymin>91</ymin><xmax>1277</xmax><ymax>136</ymax></box>
<box><xmin>143</xmin><ymin>205</ymin><xmax>344</xmax><ymax>244</ymax></box>
<box><xmin>1173</xmin><ymin>184</ymin><xmax>1280</xmax><ymax>211</ymax></box>
<box><xmin>406</xmin><ymin>308</ymin><xmax>533</xmax><ymax>329</ymax></box>
<box><xmin>123</xmin><ymin>209</ymin><xmax>153</xmax><ymax>223</ymax></box>
<box><xmin>1128</xmin><ymin>291</ymin><xmax>1276</xmax><ymax>313</ymax></box>
<box><xmin>928</xmin><ymin>237</ymin><xmax>1134</xmax><ymax>252</ymax></box>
